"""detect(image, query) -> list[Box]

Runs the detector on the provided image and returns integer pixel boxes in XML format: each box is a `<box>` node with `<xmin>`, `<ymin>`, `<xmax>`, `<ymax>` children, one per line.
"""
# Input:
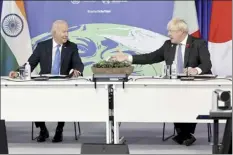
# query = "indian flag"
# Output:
<box><xmin>0</xmin><ymin>0</ymin><xmax>32</xmax><ymax>76</ymax></box>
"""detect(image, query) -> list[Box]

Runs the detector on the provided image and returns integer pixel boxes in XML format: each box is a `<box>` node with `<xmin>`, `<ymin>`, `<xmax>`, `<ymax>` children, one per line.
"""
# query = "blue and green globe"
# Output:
<box><xmin>32</xmin><ymin>24</ymin><xmax>169</xmax><ymax>76</ymax></box>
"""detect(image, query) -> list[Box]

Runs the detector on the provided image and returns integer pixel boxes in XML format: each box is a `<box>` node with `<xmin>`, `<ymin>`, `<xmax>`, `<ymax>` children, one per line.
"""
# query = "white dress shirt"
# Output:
<box><xmin>52</xmin><ymin>40</ymin><xmax>81</xmax><ymax>75</ymax></box>
<box><xmin>128</xmin><ymin>35</ymin><xmax>202</xmax><ymax>74</ymax></box>
<box><xmin>174</xmin><ymin>34</ymin><xmax>188</xmax><ymax>68</ymax></box>
<box><xmin>52</xmin><ymin>39</ymin><xmax>62</xmax><ymax>74</ymax></box>
<box><xmin>174</xmin><ymin>35</ymin><xmax>202</xmax><ymax>74</ymax></box>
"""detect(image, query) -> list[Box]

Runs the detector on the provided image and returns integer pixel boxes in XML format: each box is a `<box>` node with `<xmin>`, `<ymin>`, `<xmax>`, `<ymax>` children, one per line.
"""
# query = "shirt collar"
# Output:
<box><xmin>52</xmin><ymin>39</ymin><xmax>62</xmax><ymax>48</ymax></box>
<box><xmin>180</xmin><ymin>34</ymin><xmax>188</xmax><ymax>45</ymax></box>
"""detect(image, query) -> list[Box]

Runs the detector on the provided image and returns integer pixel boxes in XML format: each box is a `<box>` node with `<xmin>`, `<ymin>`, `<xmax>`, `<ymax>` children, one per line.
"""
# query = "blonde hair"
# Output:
<box><xmin>51</xmin><ymin>20</ymin><xmax>68</xmax><ymax>35</ymax></box>
<box><xmin>167</xmin><ymin>18</ymin><xmax>189</xmax><ymax>33</ymax></box>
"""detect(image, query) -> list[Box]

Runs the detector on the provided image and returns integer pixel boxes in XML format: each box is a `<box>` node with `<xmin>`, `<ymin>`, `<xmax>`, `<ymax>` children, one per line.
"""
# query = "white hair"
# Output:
<box><xmin>167</xmin><ymin>18</ymin><xmax>189</xmax><ymax>33</ymax></box>
<box><xmin>51</xmin><ymin>20</ymin><xmax>68</xmax><ymax>35</ymax></box>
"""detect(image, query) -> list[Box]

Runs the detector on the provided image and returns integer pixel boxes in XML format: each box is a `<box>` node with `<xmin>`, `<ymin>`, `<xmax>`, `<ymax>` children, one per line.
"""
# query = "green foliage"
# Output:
<box><xmin>92</xmin><ymin>60</ymin><xmax>131</xmax><ymax>68</ymax></box>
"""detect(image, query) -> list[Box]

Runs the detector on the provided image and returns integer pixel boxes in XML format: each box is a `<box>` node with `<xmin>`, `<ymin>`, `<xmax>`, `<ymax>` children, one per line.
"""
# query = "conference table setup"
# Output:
<box><xmin>1</xmin><ymin>74</ymin><xmax>232</xmax><ymax>154</ymax></box>
<box><xmin>1</xmin><ymin>0</ymin><xmax>232</xmax><ymax>154</ymax></box>
<box><xmin>1</xmin><ymin>76</ymin><xmax>113</xmax><ymax>144</ymax></box>
<box><xmin>111</xmin><ymin>75</ymin><xmax>232</xmax><ymax>140</ymax></box>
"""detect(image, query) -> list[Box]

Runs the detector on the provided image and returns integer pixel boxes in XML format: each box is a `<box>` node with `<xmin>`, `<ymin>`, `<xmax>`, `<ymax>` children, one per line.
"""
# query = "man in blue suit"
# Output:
<box><xmin>9</xmin><ymin>20</ymin><xmax>84</xmax><ymax>143</ymax></box>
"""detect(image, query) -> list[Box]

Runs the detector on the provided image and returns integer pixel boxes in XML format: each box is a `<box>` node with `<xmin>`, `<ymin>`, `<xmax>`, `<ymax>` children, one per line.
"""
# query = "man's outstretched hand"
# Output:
<box><xmin>109</xmin><ymin>50</ymin><xmax>128</xmax><ymax>62</ymax></box>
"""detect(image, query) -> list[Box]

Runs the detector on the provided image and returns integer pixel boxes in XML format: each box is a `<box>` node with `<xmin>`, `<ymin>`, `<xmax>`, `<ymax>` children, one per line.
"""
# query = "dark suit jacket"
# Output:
<box><xmin>25</xmin><ymin>39</ymin><xmax>84</xmax><ymax>75</ymax></box>
<box><xmin>132</xmin><ymin>35</ymin><xmax>212</xmax><ymax>74</ymax></box>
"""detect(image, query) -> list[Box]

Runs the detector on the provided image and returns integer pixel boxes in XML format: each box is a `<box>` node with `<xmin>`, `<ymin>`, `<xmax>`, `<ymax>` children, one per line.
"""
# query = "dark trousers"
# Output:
<box><xmin>35</xmin><ymin>122</ymin><xmax>65</xmax><ymax>129</ymax></box>
<box><xmin>174</xmin><ymin>123</ymin><xmax>196</xmax><ymax>136</ymax></box>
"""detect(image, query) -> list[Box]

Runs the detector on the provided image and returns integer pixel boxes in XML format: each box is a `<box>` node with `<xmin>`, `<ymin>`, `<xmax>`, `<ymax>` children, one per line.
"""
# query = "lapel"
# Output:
<box><xmin>184</xmin><ymin>35</ymin><xmax>193</xmax><ymax>67</ymax></box>
<box><xmin>60</xmin><ymin>41</ymin><xmax>68</xmax><ymax>69</ymax></box>
<box><xmin>168</xmin><ymin>43</ymin><xmax>177</xmax><ymax>65</ymax></box>
<box><xmin>47</xmin><ymin>39</ymin><xmax>53</xmax><ymax>72</ymax></box>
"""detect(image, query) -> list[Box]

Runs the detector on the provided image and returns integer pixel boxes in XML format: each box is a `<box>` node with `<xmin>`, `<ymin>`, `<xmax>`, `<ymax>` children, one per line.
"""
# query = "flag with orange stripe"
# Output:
<box><xmin>0</xmin><ymin>0</ymin><xmax>32</xmax><ymax>75</ymax></box>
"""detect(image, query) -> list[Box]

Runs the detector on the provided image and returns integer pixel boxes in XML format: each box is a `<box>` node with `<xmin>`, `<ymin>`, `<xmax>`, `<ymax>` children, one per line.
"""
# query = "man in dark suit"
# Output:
<box><xmin>9</xmin><ymin>20</ymin><xmax>84</xmax><ymax>143</ymax></box>
<box><xmin>110</xmin><ymin>18</ymin><xmax>212</xmax><ymax>146</ymax></box>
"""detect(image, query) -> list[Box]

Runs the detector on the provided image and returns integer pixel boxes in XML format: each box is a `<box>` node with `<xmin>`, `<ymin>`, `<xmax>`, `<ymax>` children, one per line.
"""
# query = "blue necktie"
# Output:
<box><xmin>177</xmin><ymin>44</ymin><xmax>183</xmax><ymax>74</ymax></box>
<box><xmin>51</xmin><ymin>44</ymin><xmax>61</xmax><ymax>75</ymax></box>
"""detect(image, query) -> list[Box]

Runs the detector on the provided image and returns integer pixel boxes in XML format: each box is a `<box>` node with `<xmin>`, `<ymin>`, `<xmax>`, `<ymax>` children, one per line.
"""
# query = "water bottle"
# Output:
<box><xmin>171</xmin><ymin>61</ymin><xmax>177</xmax><ymax>79</ymax></box>
<box><xmin>163</xmin><ymin>64</ymin><xmax>171</xmax><ymax>79</ymax></box>
<box><xmin>24</xmin><ymin>62</ymin><xmax>31</xmax><ymax>80</ymax></box>
<box><xmin>19</xmin><ymin>66</ymin><xmax>25</xmax><ymax>80</ymax></box>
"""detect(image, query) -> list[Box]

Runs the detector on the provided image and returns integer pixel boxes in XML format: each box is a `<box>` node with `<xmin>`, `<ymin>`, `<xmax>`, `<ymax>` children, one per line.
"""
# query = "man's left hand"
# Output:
<box><xmin>186</xmin><ymin>67</ymin><xmax>198</xmax><ymax>75</ymax></box>
<box><xmin>72</xmin><ymin>69</ymin><xmax>81</xmax><ymax>77</ymax></box>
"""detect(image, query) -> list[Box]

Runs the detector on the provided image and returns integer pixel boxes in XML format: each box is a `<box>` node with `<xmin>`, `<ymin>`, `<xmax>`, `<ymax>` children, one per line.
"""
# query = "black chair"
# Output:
<box><xmin>31</xmin><ymin>122</ymin><xmax>81</xmax><ymax>140</ymax></box>
<box><xmin>162</xmin><ymin>123</ymin><xmax>176</xmax><ymax>141</ymax></box>
<box><xmin>0</xmin><ymin>120</ymin><xmax>8</xmax><ymax>154</ymax></box>
<box><xmin>162</xmin><ymin>122</ymin><xmax>212</xmax><ymax>142</ymax></box>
